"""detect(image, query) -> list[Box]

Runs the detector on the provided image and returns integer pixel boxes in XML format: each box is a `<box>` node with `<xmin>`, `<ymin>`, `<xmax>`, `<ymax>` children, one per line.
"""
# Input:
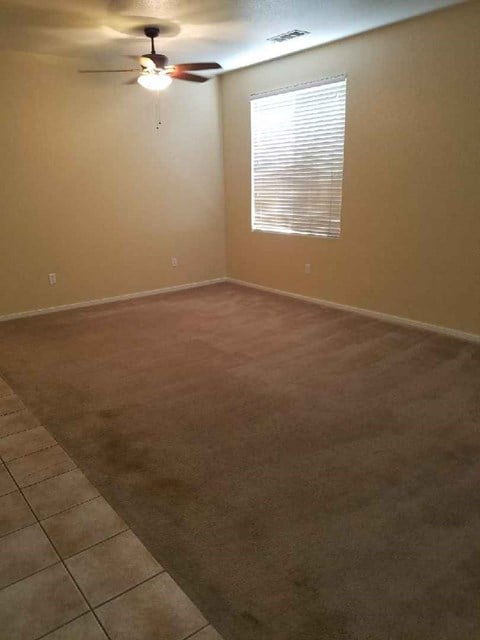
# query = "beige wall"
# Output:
<box><xmin>221</xmin><ymin>2</ymin><xmax>480</xmax><ymax>335</ymax></box>
<box><xmin>0</xmin><ymin>51</ymin><xmax>226</xmax><ymax>316</ymax></box>
<box><xmin>2</xmin><ymin>3</ymin><xmax>479</xmax><ymax>334</ymax></box>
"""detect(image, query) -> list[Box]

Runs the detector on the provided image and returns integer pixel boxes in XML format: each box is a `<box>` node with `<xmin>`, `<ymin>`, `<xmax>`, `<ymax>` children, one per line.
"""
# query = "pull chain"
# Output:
<box><xmin>154</xmin><ymin>91</ymin><xmax>162</xmax><ymax>130</ymax></box>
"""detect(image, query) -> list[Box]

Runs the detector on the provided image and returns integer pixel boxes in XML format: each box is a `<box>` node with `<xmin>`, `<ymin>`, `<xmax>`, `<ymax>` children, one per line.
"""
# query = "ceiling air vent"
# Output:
<box><xmin>267</xmin><ymin>29</ymin><xmax>310</xmax><ymax>44</ymax></box>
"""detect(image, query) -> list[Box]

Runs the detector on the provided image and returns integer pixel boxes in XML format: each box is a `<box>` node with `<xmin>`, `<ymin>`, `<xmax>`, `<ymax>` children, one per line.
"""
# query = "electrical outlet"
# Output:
<box><xmin>171</xmin><ymin>257</ymin><xmax>178</xmax><ymax>268</ymax></box>
<box><xmin>48</xmin><ymin>273</ymin><xmax>57</xmax><ymax>286</ymax></box>
<box><xmin>304</xmin><ymin>263</ymin><xmax>311</xmax><ymax>275</ymax></box>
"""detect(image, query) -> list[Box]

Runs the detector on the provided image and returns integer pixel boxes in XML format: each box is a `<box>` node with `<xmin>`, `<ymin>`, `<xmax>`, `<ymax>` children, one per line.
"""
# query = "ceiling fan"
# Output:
<box><xmin>79</xmin><ymin>26</ymin><xmax>222</xmax><ymax>91</ymax></box>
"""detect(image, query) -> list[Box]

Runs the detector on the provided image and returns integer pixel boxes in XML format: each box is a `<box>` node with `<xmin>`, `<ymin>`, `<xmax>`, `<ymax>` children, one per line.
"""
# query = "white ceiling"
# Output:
<box><xmin>0</xmin><ymin>0</ymin><xmax>466</xmax><ymax>72</ymax></box>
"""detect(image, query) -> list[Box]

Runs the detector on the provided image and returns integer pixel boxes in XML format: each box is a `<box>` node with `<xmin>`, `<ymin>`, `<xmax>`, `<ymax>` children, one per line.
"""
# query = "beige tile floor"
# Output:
<box><xmin>0</xmin><ymin>378</ymin><xmax>225</xmax><ymax>640</ymax></box>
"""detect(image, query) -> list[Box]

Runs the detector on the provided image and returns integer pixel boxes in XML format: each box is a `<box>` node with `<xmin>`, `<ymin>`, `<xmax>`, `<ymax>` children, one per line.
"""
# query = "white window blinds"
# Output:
<box><xmin>251</xmin><ymin>76</ymin><xmax>346</xmax><ymax>237</ymax></box>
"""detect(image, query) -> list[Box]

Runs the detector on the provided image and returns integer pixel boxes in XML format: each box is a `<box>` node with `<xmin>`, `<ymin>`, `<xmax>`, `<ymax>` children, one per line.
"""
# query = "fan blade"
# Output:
<box><xmin>170</xmin><ymin>62</ymin><xmax>222</xmax><ymax>72</ymax></box>
<box><xmin>170</xmin><ymin>72</ymin><xmax>208</xmax><ymax>83</ymax></box>
<box><xmin>124</xmin><ymin>77</ymin><xmax>139</xmax><ymax>85</ymax></box>
<box><xmin>78</xmin><ymin>69</ymin><xmax>138</xmax><ymax>73</ymax></box>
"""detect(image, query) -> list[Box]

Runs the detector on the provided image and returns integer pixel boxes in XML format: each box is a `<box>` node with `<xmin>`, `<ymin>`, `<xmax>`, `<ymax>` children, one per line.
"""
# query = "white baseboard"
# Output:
<box><xmin>0</xmin><ymin>278</ymin><xmax>227</xmax><ymax>322</ymax></box>
<box><xmin>227</xmin><ymin>278</ymin><xmax>480</xmax><ymax>344</ymax></box>
<box><xmin>2</xmin><ymin>276</ymin><xmax>478</xmax><ymax>344</ymax></box>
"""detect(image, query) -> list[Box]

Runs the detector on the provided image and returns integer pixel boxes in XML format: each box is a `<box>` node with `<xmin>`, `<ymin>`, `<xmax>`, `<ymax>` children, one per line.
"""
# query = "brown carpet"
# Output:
<box><xmin>0</xmin><ymin>282</ymin><xmax>479</xmax><ymax>640</ymax></box>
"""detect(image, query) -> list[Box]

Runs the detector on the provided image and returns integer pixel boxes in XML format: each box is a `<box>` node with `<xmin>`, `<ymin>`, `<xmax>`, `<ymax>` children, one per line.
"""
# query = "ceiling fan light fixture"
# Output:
<box><xmin>79</xmin><ymin>25</ymin><xmax>221</xmax><ymax>87</ymax></box>
<box><xmin>137</xmin><ymin>71</ymin><xmax>172</xmax><ymax>91</ymax></box>
<box><xmin>140</xmin><ymin>56</ymin><xmax>157</xmax><ymax>70</ymax></box>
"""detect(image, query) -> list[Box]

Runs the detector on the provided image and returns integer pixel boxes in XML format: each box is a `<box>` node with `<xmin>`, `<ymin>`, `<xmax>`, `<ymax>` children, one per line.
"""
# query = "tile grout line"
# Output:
<box><xmin>2</xmin><ymin>452</ymin><xmax>114</xmax><ymax>640</ymax></box>
<box><xmin>2</xmin><ymin>436</ymin><xmax>79</xmax><ymax>488</ymax></box>
<box><xmin>2</xmin><ymin>441</ymin><xmax>59</xmax><ymax>464</ymax></box>
<box><xmin>36</xmin><ymin>522</ymin><xmax>114</xmax><ymax>640</ymax></box>
<box><xmin>0</xmin><ymin>410</ymin><xmax>27</xmax><ymax>418</ymax></box>
<box><xmin>0</xmin><ymin>423</ymin><xmax>42</xmax><ymax>440</ymax></box>
<box><xmin>0</xmin><ymin>524</ymin><xmax>131</xmax><ymax>588</ymax></box>
<box><xmin>0</xmin><ymin>409</ymin><xmax>24</xmax><ymax>418</ymax></box>
<box><xmin>0</xmin><ymin>554</ymin><xmax>60</xmax><ymax>592</ymax></box>
<box><xmin>0</xmin><ymin>486</ymin><xmax>17</xmax><ymax>498</ymax></box>
<box><xmin>4</xmin><ymin>476</ymin><xmax>205</xmax><ymax>638</ymax></box>
<box><xmin>1</xmin><ymin>410</ymin><xmax>184</xmax><ymax>639</ymax></box>
<box><xmin>59</xmin><ymin>526</ymin><xmax>130</xmax><ymax>562</ymax></box>
<box><xmin>0</xmin><ymin>519</ymin><xmax>38</xmax><ymax>541</ymax></box>
<box><xmin>37</xmin><ymin>492</ymin><xmax>102</xmax><ymax>523</ymax></box>
<box><xmin>13</xmin><ymin>457</ymin><xmax>79</xmax><ymax>490</ymax></box>
<box><xmin>1</xmin><ymin>387</ymin><xmax>223</xmax><ymax>640</ymax></box>
<box><xmin>0</xmin><ymin>424</ymin><xmax>50</xmax><ymax>440</ymax></box>
<box><xmin>91</xmin><ymin>569</ymin><xmax>166</xmax><ymax>610</ymax></box>
<box><xmin>181</xmin><ymin>622</ymin><xmax>211</xmax><ymax>640</ymax></box>
<box><xmin>34</xmin><ymin>611</ymin><xmax>97</xmax><ymax>640</ymax></box>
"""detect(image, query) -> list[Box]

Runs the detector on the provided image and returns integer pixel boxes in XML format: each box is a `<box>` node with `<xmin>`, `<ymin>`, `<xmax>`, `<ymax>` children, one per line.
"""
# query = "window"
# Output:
<box><xmin>250</xmin><ymin>76</ymin><xmax>346</xmax><ymax>237</ymax></box>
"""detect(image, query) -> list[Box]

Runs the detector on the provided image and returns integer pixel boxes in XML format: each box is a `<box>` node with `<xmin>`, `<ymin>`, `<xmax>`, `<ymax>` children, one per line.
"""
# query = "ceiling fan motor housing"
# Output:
<box><xmin>79</xmin><ymin>23</ymin><xmax>221</xmax><ymax>83</ymax></box>
<box><xmin>144</xmin><ymin>26</ymin><xmax>160</xmax><ymax>39</ymax></box>
<box><xmin>142</xmin><ymin>26</ymin><xmax>168</xmax><ymax>69</ymax></box>
<box><xmin>141</xmin><ymin>53</ymin><xmax>168</xmax><ymax>69</ymax></box>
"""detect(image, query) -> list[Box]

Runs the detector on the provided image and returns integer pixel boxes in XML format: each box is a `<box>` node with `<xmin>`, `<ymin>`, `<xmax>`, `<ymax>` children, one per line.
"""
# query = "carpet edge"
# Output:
<box><xmin>0</xmin><ymin>278</ymin><xmax>227</xmax><ymax>322</ymax></box>
<box><xmin>227</xmin><ymin>277</ymin><xmax>480</xmax><ymax>344</ymax></box>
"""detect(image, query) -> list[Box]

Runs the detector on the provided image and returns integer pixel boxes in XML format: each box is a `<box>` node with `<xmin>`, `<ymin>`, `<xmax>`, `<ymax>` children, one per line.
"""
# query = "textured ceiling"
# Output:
<box><xmin>0</xmin><ymin>0</ymin><xmax>466</xmax><ymax>71</ymax></box>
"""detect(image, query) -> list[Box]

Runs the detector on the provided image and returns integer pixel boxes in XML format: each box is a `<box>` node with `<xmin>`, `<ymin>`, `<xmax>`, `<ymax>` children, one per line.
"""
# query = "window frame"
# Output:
<box><xmin>250</xmin><ymin>75</ymin><xmax>347</xmax><ymax>239</ymax></box>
